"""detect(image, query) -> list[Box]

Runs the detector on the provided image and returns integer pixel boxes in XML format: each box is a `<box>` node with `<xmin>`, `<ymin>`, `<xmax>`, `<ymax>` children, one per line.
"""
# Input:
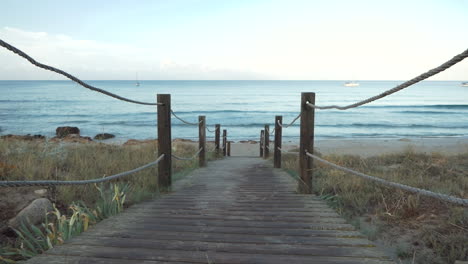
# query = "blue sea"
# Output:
<box><xmin>0</xmin><ymin>80</ymin><xmax>467</xmax><ymax>142</ymax></box>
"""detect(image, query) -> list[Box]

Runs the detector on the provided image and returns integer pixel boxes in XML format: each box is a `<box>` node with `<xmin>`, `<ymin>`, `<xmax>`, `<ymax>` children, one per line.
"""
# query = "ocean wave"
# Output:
<box><xmin>361</xmin><ymin>104</ymin><xmax>468</xmax><ymax>109</ymax></box>
<box><xmin>392</xmin><ymin>111</ymin><xmax>461</xmax><ymax>114</ymax></box>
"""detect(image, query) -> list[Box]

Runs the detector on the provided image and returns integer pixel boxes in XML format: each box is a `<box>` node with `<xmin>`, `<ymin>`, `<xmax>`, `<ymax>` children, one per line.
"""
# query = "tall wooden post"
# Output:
<box><xmin>264</xmin><ymin>125</ymin><xmax>270</xmax><ymax>159</ymax></box>
<box><xmin>274</xmin><ymin>116</ymin><xmax>282</xmax><ymax>168</ymax></box>
<box><xmin>299</xmin><ymin>92</ymin><xmax>315</xmax><ymax>194</ymax></box>
<box><xmin>215</xmin><ymin>124</ymin><xmax>220</xmax><ymax>155</ymax></box>
<box><xmin>198</xmin><ymin>116</ymin><xmax>206</xmax><ymax>167</ymax></box>
<box><xmin>157</xmin><ymin>94</ymin><xmax>172</xmax><ymax>191</ymax></box>
<box><xmin>222</xmin><ymin>129</ymin><xmax>227</xmax><ymax>156</ymax></box>
<box><xmin>227</xmin><ymin>141</ymin><xmax>231</xmax><ymax>156</ymax></box>
<box><xmin>260</xmin><ymin>130</ymin><xmax>264</xmax><ymax>157</ymax></box>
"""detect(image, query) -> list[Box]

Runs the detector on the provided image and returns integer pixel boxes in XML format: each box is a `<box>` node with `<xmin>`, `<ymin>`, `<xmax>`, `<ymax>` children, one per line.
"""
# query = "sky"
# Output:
<box><xmin>0</xmin><ymin>0</ymin><xmax>467</xmax><ymax>80</ymax></box>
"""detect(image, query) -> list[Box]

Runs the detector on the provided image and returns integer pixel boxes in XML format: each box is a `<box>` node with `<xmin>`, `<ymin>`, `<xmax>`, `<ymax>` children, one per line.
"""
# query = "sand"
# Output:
<box><xmin>228</xmin><ymin>137</ymin><xmax>468</xmax><ymax>157</ymax></box>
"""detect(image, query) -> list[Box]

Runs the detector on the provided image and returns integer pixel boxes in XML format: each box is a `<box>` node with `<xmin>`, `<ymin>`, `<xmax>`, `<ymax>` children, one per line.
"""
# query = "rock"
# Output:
<box><xmin>398</xmin><ymin>138</ymin><xmax>411</xmax><ymax>142</ymax></box>
<box><xmin>8</xmin><ymin>198</ymin><xmax>53</xmax><ymax>230</ymax></box>
<box><xmin>0</xmin><ymin>187</ymin><xmax>39</xmax><ymax>232</ymax></box>
<box><xmin>56</xmin><ymin>126</ymin><xmax>80</xmax><ymax>138</ymax></box>
<box><xmin>0</xmin><ymin>134</ymin><xmax>45</xmax><ymax>141</ymax></box>
<box><xmin>239</xmin><ymin>140</ymin><xmax>258</xmax><ymax>144</ymax></box>
<box><xmin>50</xmin><ymin>134</ymin><xmax>93</xmax><ymax>143</ymax></box>
<box><xmin>34</xmin><ymin>189</ymin><xmax>47</xmax><ymax>197</ymax></box>
<box><xmin>94</xmin><ymin>133</ymin><xmax>115</xmax><ymax>140</ymax></box>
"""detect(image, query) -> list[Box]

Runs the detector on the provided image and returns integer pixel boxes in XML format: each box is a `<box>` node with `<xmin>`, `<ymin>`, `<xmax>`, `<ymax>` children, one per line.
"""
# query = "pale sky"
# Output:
<box><xmin>0</xmin><ymin>0</ymin><xmax>467</xmax><ymax>80</ymax></box>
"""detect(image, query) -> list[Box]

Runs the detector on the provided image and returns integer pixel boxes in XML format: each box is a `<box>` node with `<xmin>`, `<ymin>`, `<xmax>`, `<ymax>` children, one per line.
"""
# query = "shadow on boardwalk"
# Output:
<box><xmin>26</xmin><ymin>157</ymin><xmax>394</xmax><ymax>264</ymax></box>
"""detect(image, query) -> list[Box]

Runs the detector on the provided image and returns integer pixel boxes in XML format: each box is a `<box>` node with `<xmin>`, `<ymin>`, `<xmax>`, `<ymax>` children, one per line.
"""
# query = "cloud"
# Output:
<box><xmin>0</xmin><ymin>27</ymin><xmax>266</xmax><ymax>80</ymax></box>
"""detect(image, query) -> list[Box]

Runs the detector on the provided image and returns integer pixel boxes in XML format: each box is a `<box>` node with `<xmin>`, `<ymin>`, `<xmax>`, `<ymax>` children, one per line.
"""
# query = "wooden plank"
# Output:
<box><xmin>222</xmin><ymin>129</ymin><xmax>227</xmax><ymax>156</ymax></box>
<box><xmin>67</xmin><ymin>236</ymin><xmax>389</xmax><ymax>259</ymax></box>
<box><xmin>274</xmin><ymin>115</ymin><xmax>282</xmax><ymax>168</ymax></box>
<box><xmin>299</xmin><ymin>92</ymin><xmax>315</xmax><ymax>194</ymax></box>
<box><xmin>264</xmin><ymin>125</ymin><xmax>270</xmax><ymax>158</ymax></box>
<box><xmin>260</xmin><ymin>130</ymin><xmax>264</xmax><ymax>157</ymax></box>
<box><xmin>44</xmin><ymin>245</ymin><xmax>394</xmax><ymax>264</ymax></box>
<box><xmin>157</xmin><ymin>94</ymin><xmax>172</xmax><ymax>190</ymax></box>
<box><xmin>198</xmin><ymin>115</ymin><xmax>206</xmax><ymax>167</ymax></box>
<box><xmin>86</xmin><ymin>222</ymin><xmax>363</xmax><ymax>237</ymax></box>
<box><xmin>215</xmin><ymin>124</ymin><xmax>220</xmax><ymax>155</ymax></box>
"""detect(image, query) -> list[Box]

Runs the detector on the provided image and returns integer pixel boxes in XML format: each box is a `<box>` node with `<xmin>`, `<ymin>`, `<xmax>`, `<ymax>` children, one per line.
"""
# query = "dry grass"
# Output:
<box><xmin>0</xmin><ymin>139</ymin><xmax>219</xmax><ymax>208</ymax></box>
<box><xmin>282</xmin><ymin>148</ymin><xmax>468</xmax><ymax>264</ymax></box>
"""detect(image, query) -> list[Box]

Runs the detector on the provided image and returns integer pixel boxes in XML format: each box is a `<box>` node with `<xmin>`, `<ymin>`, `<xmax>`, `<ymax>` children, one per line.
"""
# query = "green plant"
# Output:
<box><xmin>4</xmin><ymin>183</ymin><xmax>129</xmax><ymax>261</ymax></box>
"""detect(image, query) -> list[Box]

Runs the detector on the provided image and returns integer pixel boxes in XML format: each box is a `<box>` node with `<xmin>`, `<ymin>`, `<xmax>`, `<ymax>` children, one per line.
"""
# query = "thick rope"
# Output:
<box><xmin>307</xmin><ymin>48</ymin><xmax>468</xmax><ymax>110</ymax></box>
<box><xmin>170</xmin><ymin>110</ymin><xmax>202</xmax><ymax>125</ymax></box>
<box><xmin>278</xmin><ymin>114</ymin><xmax>301</xmax><ymax>128</ymax></box>
<box><xmin>0</xmin><ymin>154</ymin><xmax>165</xmax><ymax>187</ymax></box>
<box><xmin>305</xmin><ymin>151</ymin><xmax>468</xmax><ymax>206</ymax></box>
<box><xmin>0</xmin><ymin>39</ymin><xmax>160</xmax><ymax>106</ymax></box>
<box><xmin>277</xmin><ymin>147</ymin><xmax>299</xmax><ymax>154</ymax></box>
<box><xmin>171</xmin><ymin>147</ymin><xmax>203</xmax><ymax>161</ymax></box>
<box><xmin>206</xmin><ymin>126</ymin><xmax>216</xmax><ymax>133</ymax></box>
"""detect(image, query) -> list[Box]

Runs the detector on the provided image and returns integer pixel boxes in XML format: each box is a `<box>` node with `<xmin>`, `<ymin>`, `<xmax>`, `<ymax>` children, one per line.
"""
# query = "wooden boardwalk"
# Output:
<box><xmin>26</xmin><ymin>157</ymin><xmax>394</xmax><ymax>264</ymax></box>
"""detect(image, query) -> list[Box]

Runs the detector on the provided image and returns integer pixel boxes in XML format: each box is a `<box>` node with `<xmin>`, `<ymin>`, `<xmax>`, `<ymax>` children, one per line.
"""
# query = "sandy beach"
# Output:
<box><xmin>227</xmin><ymin>137</ymin><xmax>468</xmax><ymax>157</ymax></box>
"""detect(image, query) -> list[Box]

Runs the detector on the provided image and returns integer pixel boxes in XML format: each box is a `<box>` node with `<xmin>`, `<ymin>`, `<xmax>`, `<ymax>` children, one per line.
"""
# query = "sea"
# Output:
<box><xmin>1</xmin><ymin>80</ymin><xmax>467</xmax><ymax>142</ymax></box>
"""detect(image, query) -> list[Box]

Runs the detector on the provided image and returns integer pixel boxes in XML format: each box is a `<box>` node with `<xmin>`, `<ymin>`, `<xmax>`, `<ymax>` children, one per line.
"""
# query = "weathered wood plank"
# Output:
<box><xmin>67</xmin><ymin>237</ymin><xmax>389</xmax><ymax>258</ymax></box>
<box><xmin>43</xmin><ymin>245</ymin><xmax>394</xmax><ymax>264</ymax></box>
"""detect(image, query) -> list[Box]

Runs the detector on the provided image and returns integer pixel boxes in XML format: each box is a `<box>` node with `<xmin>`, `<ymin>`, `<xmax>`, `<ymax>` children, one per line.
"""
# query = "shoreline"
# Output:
<box><xmin>2</xmin><ymin>134</ymin><xmax>467</xmax><ymax>157</ymax></box>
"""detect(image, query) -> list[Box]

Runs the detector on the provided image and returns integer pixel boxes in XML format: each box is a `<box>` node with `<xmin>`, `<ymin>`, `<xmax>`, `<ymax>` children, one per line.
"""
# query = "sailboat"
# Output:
<box><xmin>461</xmin><ymin>82</ymin><xmax>468</xmax><ymax>87</ymax></box>
<box><xmin>135</xmin><ymin>73</ymin><xmax>140</xmax><ymax>87</ymax></box>
<box><xmin>344</xmin><ymin>81</ymin><xmax>359</xmax><ymax>87</ymax></box>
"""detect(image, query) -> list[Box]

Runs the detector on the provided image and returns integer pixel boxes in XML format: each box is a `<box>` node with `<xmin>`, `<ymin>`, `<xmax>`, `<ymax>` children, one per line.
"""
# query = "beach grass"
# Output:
<box><xmin>0</xmin><ymin>139</ymin><xmax>218</xmax><ymax>206</ymax></box>
<box><xmin>282</xmin><ymin>148</ymin><xmax>468</xmax><ymax>263</ymax></box>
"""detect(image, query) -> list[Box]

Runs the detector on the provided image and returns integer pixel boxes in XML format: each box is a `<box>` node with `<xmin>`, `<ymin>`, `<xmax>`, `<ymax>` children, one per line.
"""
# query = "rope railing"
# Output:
<box><xmin>206</xmin><ymin>126</ymin><xmax>216</xmax><ymax>133</ymax></box>
<box><xmin>0</xmin><ymin>154</ymin><xmax>165</xmax><ymax>187</ymax></box>
<box><xmin>277</xmin><ymin>147</ymin><xmax>299</xmax><ymax>154</ymax></box>
<box><xmin>306</xmin><ymin>48</ymin><xmax>468</xmax><ymax>110</ymax></box>
<box><xmin>171</xmin><ymin>148</ymin><xmax>203</xmax><ymax>161</ymax></box>
<box><xmin>0</xmin><ymin>39</ymin><xmax>161</xmax><ymax>106</ymax></box>
<box><xmin>305</xmin><ymin>151</ymin><xmax>468</xmax><ymax>206</ymax></box>
<box><xmin>170</xmin><ymin>110</ymin><xmax>202</xmax><ymax>125</ymax></box>
<box><xmin>278</xmin><ymin>114</ymin><xmax>301</xmax><ymax>128</ymax></box>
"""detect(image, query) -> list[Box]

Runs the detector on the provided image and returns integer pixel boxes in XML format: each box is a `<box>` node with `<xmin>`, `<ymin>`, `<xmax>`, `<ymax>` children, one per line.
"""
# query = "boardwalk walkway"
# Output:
<box><xmin>26</xmin><ymin>157</ymin><xmax>393</xmax><ymax>264</ymax></box>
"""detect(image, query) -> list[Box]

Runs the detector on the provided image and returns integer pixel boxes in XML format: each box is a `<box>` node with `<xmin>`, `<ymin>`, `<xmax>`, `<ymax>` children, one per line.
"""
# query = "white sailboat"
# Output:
<box><xmin>135</xmin><ymin>73</ymin><xmax>140</xmax><ymax>87</ymax></box>
<box><xmin>344</xmin><ymin>81</ymin><xmax>359</xmax><ymax>87</ymax></box>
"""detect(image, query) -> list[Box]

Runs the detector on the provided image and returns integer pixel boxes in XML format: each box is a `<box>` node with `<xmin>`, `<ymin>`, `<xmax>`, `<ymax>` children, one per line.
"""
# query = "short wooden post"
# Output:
<box><xmin>157</xmin><ymin>94</ymin><xmax>172</xmax><ymax>191</ymax></box>
<box><xmin>222</xmin><ymin>129</ymin><xmax>227</xmax><ymax>156</ymax></box>
<box><xmin>264</xmin><ymin>125</ymin><xmax>270</xmax><ymax>159</ymax></box>
<box><xmin>274</xmin><ymin>116</ymin><xmax>282</xmax><ymax>168</ymax></box>
<box><xmin>227</xmin><ymin>141</ymin><xmax>231</xmax><ymax>156</ymax></box>
<box><xmin>260</xmin><ymin>130</ymin><xmax>264</xmax><ymax>157</ymax></box>
<box><xmin>198</xmin><ymin>116</ymin><xmax>206</xmax><ymax>167</ymax></box>
<box><xmin>299</xmin><ymin>92</ymin><xmax>315</xmax><ymax>194</ymax></box>
<box><xmin>215</xmin><ymin>124</ymin><xmax>220</xmax><ymax>155</ymax></box>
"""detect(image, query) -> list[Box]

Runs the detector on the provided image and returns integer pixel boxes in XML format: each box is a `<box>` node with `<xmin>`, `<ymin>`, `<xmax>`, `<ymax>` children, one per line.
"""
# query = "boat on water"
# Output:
<box><xmin>344</xmin><ymin>81</ymin><xmax>359</xmax><ymax>87</ymax></box>
<box><xmin>461</xmin><ymin>82</ymin><xmax>468</xmax><ymax>87</ymax></box>
<box><xmin>135</xmin><ymin>73</ymin><xmax>140</xmax><ymax>87</ymax></box>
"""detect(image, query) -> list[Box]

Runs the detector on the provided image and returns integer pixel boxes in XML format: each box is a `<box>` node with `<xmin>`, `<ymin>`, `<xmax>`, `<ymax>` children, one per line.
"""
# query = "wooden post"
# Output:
<box><xmin>264</xmin><ymin>125</ymin><xmax>270</xmax><ymax>159</ymax></box>
<box><xmin>227</xmin><ymin>141</ymin><xmax>231</xmax><ymax>156</ymax></box>
<box><xmin>222</xmin><ymin>129</ymin><xmax>227</xmax><ymax>156</ymax></box>
<box><xmin>274</xmin><ymin>116</ymin><xmax>282</xmax><ymax>168</ymax></box>
<box><xmin>299</xmin><ymin>92</ymin><xmax>315</xmax><ymax>194</ymax></box>
<box><xmin>198</xmin><ymin>116</ymin><xmax>206</xmax><ymax>167</ymax></box>
<box><xmin>157</xmin><ymin>94</ymin><xmax>172</xmax><ymax>191</ymax></box>
<box><xmin>260</xmin><ymin>130</ymin><xmax>264</xmax><ymax>157</ymax></box>
<box><xmin>215</xmin><ymin>124</ymin><xmax>220</xmax><ymax>155</ymax></box>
